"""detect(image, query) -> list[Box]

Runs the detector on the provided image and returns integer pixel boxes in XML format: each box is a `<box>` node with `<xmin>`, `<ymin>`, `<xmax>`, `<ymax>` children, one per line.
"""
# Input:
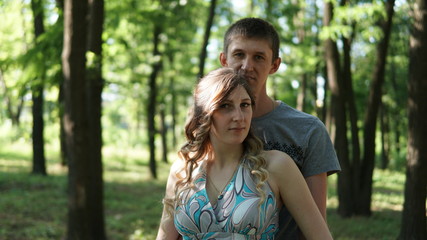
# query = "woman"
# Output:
<box><xmin>156</xmin><ymin>68</ymin><xmax>333</xmax><ymax>239</ymax></box>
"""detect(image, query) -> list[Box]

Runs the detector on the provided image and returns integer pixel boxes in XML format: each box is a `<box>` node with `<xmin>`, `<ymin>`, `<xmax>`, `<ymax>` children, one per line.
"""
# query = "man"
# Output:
<box><xmin>219</xmin><ymin>17</ymin><xmax>341</xmax><ymax>239</ymax></box>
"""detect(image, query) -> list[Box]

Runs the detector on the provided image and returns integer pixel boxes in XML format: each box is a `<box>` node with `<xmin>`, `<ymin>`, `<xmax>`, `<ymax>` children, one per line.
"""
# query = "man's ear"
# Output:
<box><xmin>219</xmin><ymin>52</ymin><xmax>228</xmax><ymax>67</ymax></box>
<box><xmin>269</xmin><ymin>57</ymin><xmax>281</xmax><ymax>74</ymax></box>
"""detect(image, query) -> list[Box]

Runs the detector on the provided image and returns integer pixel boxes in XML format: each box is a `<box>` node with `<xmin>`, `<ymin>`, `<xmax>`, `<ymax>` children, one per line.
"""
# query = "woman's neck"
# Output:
<box><xmin>209</xmin><ymin>145</ymin><xmax>243</xmax><ymax>169</ymax></box>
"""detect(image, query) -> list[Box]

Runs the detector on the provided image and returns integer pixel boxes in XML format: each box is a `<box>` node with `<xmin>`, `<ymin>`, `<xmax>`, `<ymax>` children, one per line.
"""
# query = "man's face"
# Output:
<box><xmin>220</xmin><ymin>36</ymin><xmax>281</xmax><ymax>96</ymax></box>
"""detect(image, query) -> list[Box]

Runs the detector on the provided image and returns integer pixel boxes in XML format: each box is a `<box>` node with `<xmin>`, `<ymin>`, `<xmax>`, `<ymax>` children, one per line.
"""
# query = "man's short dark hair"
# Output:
<box><xmin>223</xmin><ymin>18</ymin><xmax>280</xmax><ymax>62</ymax></box>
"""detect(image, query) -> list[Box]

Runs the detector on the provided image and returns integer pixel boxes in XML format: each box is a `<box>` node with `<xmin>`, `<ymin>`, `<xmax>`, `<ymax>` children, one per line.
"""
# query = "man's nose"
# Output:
<box><xmin>241</xmin><ymin>58</ymin><xmax>254</xmax><ymax>71</ymax></box>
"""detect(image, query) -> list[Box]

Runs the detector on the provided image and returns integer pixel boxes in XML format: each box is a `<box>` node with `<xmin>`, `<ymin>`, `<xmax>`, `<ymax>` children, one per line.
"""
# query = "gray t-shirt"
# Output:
<box><xmin>252</xmin><ymin>101</ymin><xmax>341</xmax><ymax>239</ymax></box>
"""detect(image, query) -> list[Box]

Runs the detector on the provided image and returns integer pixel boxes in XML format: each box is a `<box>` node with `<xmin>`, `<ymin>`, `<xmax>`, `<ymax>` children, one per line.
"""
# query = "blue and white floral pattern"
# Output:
<box><xmin>174</xmin><ymin>159</ymin><xmax>279</xmax><ymax>239</ymax></box>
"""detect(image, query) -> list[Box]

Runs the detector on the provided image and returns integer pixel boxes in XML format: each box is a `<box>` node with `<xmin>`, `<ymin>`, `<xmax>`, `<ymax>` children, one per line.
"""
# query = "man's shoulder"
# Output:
<box><xmin>276</xmin><ymin>102</ymin><xmax>319</xmax><ymax>121</ymax></box>
<box><xmin>256</xmin><ymin>101</ymin><xmax>324</xmax><ymax>131</ymax></box>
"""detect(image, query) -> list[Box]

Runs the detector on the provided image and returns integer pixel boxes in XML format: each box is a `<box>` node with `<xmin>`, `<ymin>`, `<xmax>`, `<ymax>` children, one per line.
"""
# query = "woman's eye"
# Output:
<box><xmin>219</xmin><ymin>103</ymin><xmax>230</xmax><ymax>109</ymax></box>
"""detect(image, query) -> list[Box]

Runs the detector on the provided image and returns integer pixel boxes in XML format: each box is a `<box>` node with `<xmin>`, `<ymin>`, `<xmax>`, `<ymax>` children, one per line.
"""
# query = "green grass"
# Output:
<box><xmin>0</xmin><ymin>139</ymin><xmax>169</xmax><ymax>240</ymax></box>
<box><xmin>0</xmin><ymin>139</ymin><xmax>405</xmax><ymax>239</ymax></box>
<box><xmin>326</xmin><ymin>172</ymin><xmax>404</xmax><ymax>240</ymax></box>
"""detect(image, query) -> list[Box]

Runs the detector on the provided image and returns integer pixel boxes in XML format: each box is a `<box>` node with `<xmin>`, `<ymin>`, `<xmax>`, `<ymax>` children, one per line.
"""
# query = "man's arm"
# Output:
<box><xmin>269</xmin><ymin>152</ymin><xmax>333</xmax><ymax>240</ymax></box>
<box><xmin>297</xmin><ymin>172</ymin><xmax>328</xmax><ymax>240</ymax></box>
<box><xmin>305</xmin><ymin>172</ymin><xmax>328</xmax><ymax>220</ymax></box>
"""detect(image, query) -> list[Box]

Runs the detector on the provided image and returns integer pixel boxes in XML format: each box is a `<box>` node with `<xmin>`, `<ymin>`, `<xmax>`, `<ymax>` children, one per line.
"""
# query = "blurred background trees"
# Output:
<box><xmin>0</xmin><ymin>0</ymin><xmax>425</xmax><ymax>239</ymax></box>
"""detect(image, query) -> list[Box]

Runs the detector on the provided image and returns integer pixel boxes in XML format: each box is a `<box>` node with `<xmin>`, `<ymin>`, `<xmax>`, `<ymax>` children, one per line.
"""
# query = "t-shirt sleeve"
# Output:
<box><xmin>301</xmin><ymin>118</ymin><xmax>341</xmax><ymax>177</ymax></box>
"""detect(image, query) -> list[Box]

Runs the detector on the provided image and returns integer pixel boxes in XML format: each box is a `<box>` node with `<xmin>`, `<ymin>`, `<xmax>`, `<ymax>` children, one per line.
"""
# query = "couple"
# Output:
<box><xmin>156</xmin><ymin>18</ymin><xmax>340</xmax><ymax>239</ymax></box>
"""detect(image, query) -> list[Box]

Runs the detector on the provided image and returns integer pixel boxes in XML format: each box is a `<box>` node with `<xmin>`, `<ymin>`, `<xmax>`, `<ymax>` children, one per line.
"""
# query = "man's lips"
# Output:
<box><xmin>237</xmin><ymin>70</ymin><xmax>255</xmax><ymax>80</ymax></box>
<box><xmin>244</xmin><ymin>75</ymin><xmax>256</xmax><ymax>80</ymax></box>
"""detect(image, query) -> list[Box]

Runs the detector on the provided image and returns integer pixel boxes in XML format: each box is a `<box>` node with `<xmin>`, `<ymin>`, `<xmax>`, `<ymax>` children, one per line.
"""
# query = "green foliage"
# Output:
<box><xmin>101</xmin><ymin>0</ymin><xmax>211</xmax><ymax>150</ymax></box>
<box><xmin>320</xmin><ymin>1</ymin><xmax>386</xmax><ymax>42</ymax></box>
<box><xmin>0</xmin><ymin>0</ymin><xmax>64</xmax><ymax>133</ymax></box>
<box><xmin>3</xmin><ymin>0</ymin><xmax>62</xmax><ymax>86</ymax></box>
<box><xmin>0</xmin><ymin>1</ymin><xmax>31</xmax><ymax>109</ymax></box>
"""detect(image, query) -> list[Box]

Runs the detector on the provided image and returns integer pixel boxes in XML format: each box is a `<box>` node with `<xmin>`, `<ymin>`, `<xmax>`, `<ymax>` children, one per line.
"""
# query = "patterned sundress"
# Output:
<box><xmin>174</xmin><ymin>158</ymin><xmax>279</xmax><ymax>239</ymax></box>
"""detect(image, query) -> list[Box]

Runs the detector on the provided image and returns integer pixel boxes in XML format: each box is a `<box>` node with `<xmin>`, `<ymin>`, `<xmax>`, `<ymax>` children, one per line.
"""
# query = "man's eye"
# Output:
<box><xmin>241</xmin><ymin>103</ymin><xmax>251</xmax><ymax>108</ymax></box>
<box><xmin>233</xmin><ymin>53</ymin><xmax>244</xmax><ymax>58</ymax></box>
<box><xmin>255</xmin><ymin>55</ymin><xmax>265</xmax><ymax>61</ymax></box>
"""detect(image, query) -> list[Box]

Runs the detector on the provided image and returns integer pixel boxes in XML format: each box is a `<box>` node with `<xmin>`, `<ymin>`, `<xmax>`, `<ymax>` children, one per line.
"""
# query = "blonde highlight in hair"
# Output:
<box><xmin>244</xmin><ymin>130</ymin><xmax>269</xmax><ymax>207</ymax></box>
<box><xmin>163</xmin><ymin>67</ymin><xmax>270</xmax><ymax>216</ymax></box>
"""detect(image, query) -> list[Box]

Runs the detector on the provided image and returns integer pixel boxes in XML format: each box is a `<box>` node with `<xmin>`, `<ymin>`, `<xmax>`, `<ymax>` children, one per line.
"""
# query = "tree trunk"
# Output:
<box><xmin>265</xmin><ymin>0</ymin><xmax>273</xmax><ymax>21</ymax></box>
<box><xmin>380</xmin><ymin>103</ymin><xmax>390</xmax><ymax>169</ymax></box>
<box><xmin>296</xmin><ymin>73</ymin><xmax>307</xmax><ymax>112</ymax></box>
<box><xmin>322</xmin><ymin>66</ymin><xmax>329</xmax><ymax>126</ymax></box>
<box><xmin>294</xmin><ymin>3</ymin><xmax>307</xmax><ymax>113</ymax></box>
<box><xmin>312</xmin><ymin>1</ymin><xmax>323</xmax><ymax>120</ymax></box>
<box><xmin>341</xmin><ymin>24</ymin><xmax>361</xmax><ymax>182</ymax></box>
<box><xmin>340</xmin><ymin>20</ymin><xmax>364</xmax><ymax>216</ymax></box>
<box><xmin>62</xmin><ymin>0</ymin><xmax>91</xmax><ymax>238</ymax></box>
<box><xmin>31</xmin><ymin>83</ymin><xmax>46</xmax><ymax>175</ymax></box>
<box><xmin>85</xmin><ymin>0</ymin><xmax>106</xmax><ymax>238</ymax></box>
<box><xmin>170</xmin><ymin>74</ymin><xmax>177</xmax><ymax>148</ymax></box>
<box><xmin>59</xmin><ymin>82</ymin><xmax>68</xmax><ymax>166</ymax></box>
<box><xmin>197</xmin><ymin>0</ymin><xmax>216</xmax><ymax>79</ymax></box>
<box><xmin>160</xmin><ymin>104</ymin><xmax>168</xmax><ymax>163</ymax></box>
<box><xmin>389</xmin><ymin>50</ymin><xmax>402</xmax><ymax>157</ymax></box>
<box><xmin>148</xmin><ymin>24</ymin><xmax>162</xmax><ymax>179</ymax></box>
<box><xmin>54</xmin><ymin>0</ymin><xmax>67</xmax><ymax>167</ymax></box>
<box><xmin>167</xmin><ymin>52</ymin><xmax>177</xmax><ymax>148</ymax></box>
<box><xmin>359</xmin><ymin>0</ymin><xmax>395</xmax><ymax>216</ymax></box>
<box><xmin>31</xmin><ymin>0</ymin><xmax>47</xmax><ymax>176</ymax></box>
<box><xmin>398</xmin><ymin>0</ymin><xmax>427</xmax><ymax>238</ymax></box>
<box><xmin>323</xmin><ymin>0</ymin><xmax>353</xmax><ymax>217</ymax></box>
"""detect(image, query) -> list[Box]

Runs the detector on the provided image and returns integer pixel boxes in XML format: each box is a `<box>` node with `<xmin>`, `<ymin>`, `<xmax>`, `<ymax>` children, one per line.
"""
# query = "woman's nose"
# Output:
<box><xmin>232</xmin><ymin>108</ymin><xmax>244</xmax><ymax>121</ymax></box>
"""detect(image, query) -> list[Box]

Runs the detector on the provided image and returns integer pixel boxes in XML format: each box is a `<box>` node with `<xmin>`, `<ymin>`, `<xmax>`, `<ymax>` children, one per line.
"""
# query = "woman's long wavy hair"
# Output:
<box><xmin>163</xmin><ymin>67</ymin><xmax>269</xmax><ymax>216</ymax></box>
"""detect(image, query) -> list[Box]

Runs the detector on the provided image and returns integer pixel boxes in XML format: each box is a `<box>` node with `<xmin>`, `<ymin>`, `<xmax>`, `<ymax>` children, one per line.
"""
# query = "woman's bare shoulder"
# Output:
<box><xmin>262</xmin><ymin>150</ymin><xmax>294</xmax><ymax>170</ymax></box>
<box><xmin>170</xmin><ymin>158</ymin><xmax>185</xmax><ymax>171</ymax></box>
<box><xmin>261</xmin><ymin>150</ymin><xmax>300</xmax><ymax>182</ymax></box>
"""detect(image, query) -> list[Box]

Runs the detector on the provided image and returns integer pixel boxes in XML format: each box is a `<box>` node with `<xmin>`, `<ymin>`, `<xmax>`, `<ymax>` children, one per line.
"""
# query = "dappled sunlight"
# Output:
<box><xmin>327</xmin><ymin>169</ymin><xmax>405</xmax><ymax>212</ymax></box>
<box><xmin>372</xmin><ymin>169</ymin><xmax>405</xmax><ymax>212</ymax></box>
<box><xmin>0</xmin><ymin>158</ymin><xmax>29</xmax><ymax>172</ymax></box>
<box><xmin>327</xmin><ymin>209</ymin><xmax>402</xmax><ymax>240</ymax></box>
<box><xmin>326</xmin><ymin>169</ymin><xmax>404</xmax><ymax>239</ymax></box>
<box><xmin>103</xmin><ymin>145</ymin><xmax>172</xmax><ymax>183</ymax></box>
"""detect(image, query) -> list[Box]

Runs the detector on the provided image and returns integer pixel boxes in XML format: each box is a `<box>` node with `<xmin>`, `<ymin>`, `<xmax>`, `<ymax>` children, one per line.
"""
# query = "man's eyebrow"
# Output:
<box><xmin>254</xmin><ymin>51</ymin><xmax>267</xmax><ymax>56</ymax></box>
<box><xmin>230</xmin><ymin>48</ymin><xmax>244</xmax><ymax>52</ymax></box>
<box><xmin>230</xmin><ymin>48</ymin><xmax>267</xmax><ymax>56</ymax></box>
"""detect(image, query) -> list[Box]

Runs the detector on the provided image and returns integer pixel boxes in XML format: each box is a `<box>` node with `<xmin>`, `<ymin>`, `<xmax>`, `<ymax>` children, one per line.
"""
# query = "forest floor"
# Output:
<box><xmin>0</xmin><ymin>140</ymin><xmax>404</xmax><ymax>240</ymax></box>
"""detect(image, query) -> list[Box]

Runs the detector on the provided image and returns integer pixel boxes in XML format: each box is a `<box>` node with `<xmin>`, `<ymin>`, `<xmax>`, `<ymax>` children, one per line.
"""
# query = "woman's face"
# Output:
<box><xmin>209</xmin><ymin>85</ymin><xmax>253</xmax><ymax>147</ymax></box>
